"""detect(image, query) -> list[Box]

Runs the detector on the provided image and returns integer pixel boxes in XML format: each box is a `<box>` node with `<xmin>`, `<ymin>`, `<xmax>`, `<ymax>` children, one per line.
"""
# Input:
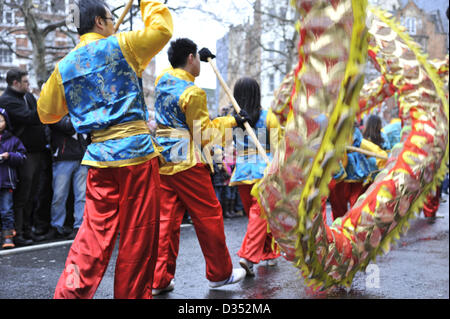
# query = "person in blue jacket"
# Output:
<box><xmin>0</xmin><ymin>108</ymin><xmax>27</xmax><ymax>249</ymax></box>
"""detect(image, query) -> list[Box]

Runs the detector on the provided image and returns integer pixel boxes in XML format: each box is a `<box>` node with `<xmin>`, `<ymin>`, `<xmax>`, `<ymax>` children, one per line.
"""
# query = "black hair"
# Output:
<box><xmin>233</xmin><ymin>77</ymin><xmax>262</xmax><ymax>128</ymax></box>
<box><xmin>6</xmin><ymin>68</ymin><xmax>28</xmax><ymax>86</ymax></box>
<box><xmin>167</xmin><ymin>38</ymin><xmax>197</xmax><ymax>68</ymax></box>
<box><xmin>75</xmin><ymin>0</ymin><xmax>109</xmax><ymax>36</ymax></box>
<box><xmin>363</xmin><ymin>114</ymin><xmax>384</xmax><ymax>148</ymax></box>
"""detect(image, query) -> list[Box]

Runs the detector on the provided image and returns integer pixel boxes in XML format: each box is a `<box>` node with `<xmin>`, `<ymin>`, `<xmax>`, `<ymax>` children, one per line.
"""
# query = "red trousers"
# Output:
<box><xmin>237</xmin><ymin>184</ymin><xmax>280</xmax><ymax>264</ymax></box>
<box><xmin>54</xmin><ymin>158</ymin><xmax>161</xmax><ymax>299</ymax></box>
<box><xmin>328</xmin><ymin>179</ymin><xmax>365</xmax><ymax>221</ymax></box>
<box><xmin>152</xmin><ymin>164</ymin><xmax>233</xmax><ymax>289</ymax></box>
<box><xmin>423</xmin><ymin>186</ymin><xmax>441</xmax><ymax>218</ymax></box>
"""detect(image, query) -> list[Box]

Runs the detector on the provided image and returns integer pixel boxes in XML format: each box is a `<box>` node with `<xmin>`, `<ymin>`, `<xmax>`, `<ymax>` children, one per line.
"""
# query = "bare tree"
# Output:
<box><xmin>1</xmin><ymin>0</ymin><xmax>296</xmax><ymax>92</ymax></box>
<box><xmin>0</xmin><ymin>0</ymin><xmax>78</xmax><ymax>88</ymax></box>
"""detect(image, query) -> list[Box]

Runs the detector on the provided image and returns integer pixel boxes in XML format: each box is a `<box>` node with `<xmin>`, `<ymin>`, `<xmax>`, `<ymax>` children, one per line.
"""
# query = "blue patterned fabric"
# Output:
<box><xmin>382</xmin><ymin>121</ymin><xmax>402</xmax><ymax>149</ymax></box>
<box><xmin>381</xmin><ymin>131</ymin><xmax>391</xmax><ymax>150</ymax></box>
<box><xmin>58</xmin><ymin>36</ymin><xmax>156</xmax><ymax>165</ymax></box>
<box><xmin>333</xmin><ymin>127</ymin><xmax>378</xmax><ymax>182</ymax></box>
<box><xmin>154</xmin><ymin>72</ymin><xmax>194</xmax><ymax>163</ymax></box>
<box><xmin>230</xmin><ymin>110</ymin><xmax>272</xmax><ymax>184</ymax></box>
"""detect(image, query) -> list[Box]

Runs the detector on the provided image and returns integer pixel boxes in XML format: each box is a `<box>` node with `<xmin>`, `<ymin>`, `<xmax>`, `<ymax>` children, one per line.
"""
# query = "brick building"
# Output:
<box><xmin>215</xmin><ymin>0</ymin><xmax>297</xmax><ymax>114</ymax></box>
<box><xmin>397</xmin><ymin>0</ymin><xmax>448</xmax><ymax>59</ymax></box>
<box><xmin>0</xmin><ymin>0</ymin><xmax>70</xmax><ymax>94</ymax></box>
<box><xmin>366</xmin><ymin>0</ymin><xmax>448</xmax><ymax>83</ymax></box>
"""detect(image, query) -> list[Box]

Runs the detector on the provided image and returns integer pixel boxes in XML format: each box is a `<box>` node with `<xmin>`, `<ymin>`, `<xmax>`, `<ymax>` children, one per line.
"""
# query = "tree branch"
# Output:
<box><xmin>0</xmin><ymin>34</ymin><xmax>32</xmax><ymax>60</ymax></box>
<box><xmin>42</xmin><ymin>20</ymin><xmax>68</xmax><ymax>36</ymax></box>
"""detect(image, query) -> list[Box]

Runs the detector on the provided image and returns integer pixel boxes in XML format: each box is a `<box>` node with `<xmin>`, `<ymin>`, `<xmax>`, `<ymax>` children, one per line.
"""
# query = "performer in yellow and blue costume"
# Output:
<box><xmin>329</xmin><ymin>126</ymin><xmax>388</xmax><ymax>220</ymax></box>
<box><xmin>152</xmin><ymin>40</ymin><xmax>249</xmax><ymax>295</ymax></box>
<box><xmin>37</xmin><ymin>0</ymin><xmax>173</xmax><ymax>299</ymax></box>
<box><xmin>228</xmin><ymin>77</ymin><xmax>281</xmax><ymax>276</ymax></box>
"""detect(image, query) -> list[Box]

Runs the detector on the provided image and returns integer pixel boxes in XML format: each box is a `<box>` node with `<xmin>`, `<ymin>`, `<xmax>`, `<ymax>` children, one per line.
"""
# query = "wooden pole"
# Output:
<box><xmin>114</xmin><ymin>0</ymin><xmax>134</xmax><ymax>33</ymax></box>
<box><xmin>207</xmin><ymin>57</ymin><xmax>271</xmax><ymax>165</ymax></box>
<box><xmin>346</xmin><ymin>145</ymin><xmax>388</xmax><ymax>160</ymax></box>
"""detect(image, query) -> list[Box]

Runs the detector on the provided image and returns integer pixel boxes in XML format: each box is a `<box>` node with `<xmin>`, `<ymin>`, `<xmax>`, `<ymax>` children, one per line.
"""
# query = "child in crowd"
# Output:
<box><xmin>211</xmin><ymin>148</ymin><xmax>233</xmax><ymax>218</ymax></box>
<box><xmin>0</xmin><ymin>108</ymin><xmax>27</xmax><ymax>249</ymax></box>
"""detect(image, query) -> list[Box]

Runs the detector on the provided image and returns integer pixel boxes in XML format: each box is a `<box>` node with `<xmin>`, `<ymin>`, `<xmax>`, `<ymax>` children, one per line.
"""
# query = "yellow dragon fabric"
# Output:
<box><xmin>253</xmin><ymin>1</ymin><xmax>449</xmax><ymax>290</ymax></box>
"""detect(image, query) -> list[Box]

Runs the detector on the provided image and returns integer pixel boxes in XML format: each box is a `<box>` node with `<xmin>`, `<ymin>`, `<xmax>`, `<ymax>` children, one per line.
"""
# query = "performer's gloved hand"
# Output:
<box><xmin>199</xmin><ymin>47</ymin><xmax>216</xmax><ymax>62</ymax></box>
<box><xmin>234</xmin><ymin>109</ymin><xmax>251</xmax><ymax>129</ymax></box>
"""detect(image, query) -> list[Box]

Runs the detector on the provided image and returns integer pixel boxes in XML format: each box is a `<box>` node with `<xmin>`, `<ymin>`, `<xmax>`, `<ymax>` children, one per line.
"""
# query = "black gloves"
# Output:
<box><xmin>234</xmin><ymin>109</ymin><xmax>251</xmax><ymax>129</ymax></box>
<box><xmin>199</xmin><ymin>47</ymin><xmax>216</xmax><ymax>62</ymax></box>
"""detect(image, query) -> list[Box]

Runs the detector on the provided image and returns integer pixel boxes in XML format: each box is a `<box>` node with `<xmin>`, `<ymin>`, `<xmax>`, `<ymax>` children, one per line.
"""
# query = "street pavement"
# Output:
<box><xmin>0</xmin><ymin>193</ymin><xmax>448</xmax><ymax>299</ymax></box>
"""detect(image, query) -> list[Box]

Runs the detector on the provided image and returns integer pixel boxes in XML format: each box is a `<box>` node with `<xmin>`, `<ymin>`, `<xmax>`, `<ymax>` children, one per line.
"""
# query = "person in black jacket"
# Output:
<box><xmin>0</xmin><ymin>68</ymin><xmax>50</xmax><ymax>245</ymax></box>
<box><xmin>46</xmin><ymin>115</ymin><xmax>89</xmax><ymax>240</ymax></box>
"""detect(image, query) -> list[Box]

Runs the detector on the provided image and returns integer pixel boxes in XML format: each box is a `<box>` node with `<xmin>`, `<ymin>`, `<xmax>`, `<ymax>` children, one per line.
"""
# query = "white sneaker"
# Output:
<box><xmin>266</xmin><ymin>258</ymin><xmax>278</xmax><ymax>267</ymax></box>
<box><xmin>239</xmin><ymin>258</ymin><xmax>255</xmax><ymax>276</ymax></box>
<box><xmin>152</xmin><ymin>279</ymin><xmax>175</xmax><ymax>296</ymax></box>
<box><xmin>209</xmin><ymin>268</ymin><xmax>246</xmax><ymax>288</ymax></box>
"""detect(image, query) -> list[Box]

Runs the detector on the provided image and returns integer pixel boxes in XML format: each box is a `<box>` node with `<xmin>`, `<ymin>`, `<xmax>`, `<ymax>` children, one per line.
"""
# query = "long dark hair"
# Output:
<box><xmin>233</xmin><ymin>77</ymin><xmax>261</xmax><ymax>128</ymax></box>
<box><xmin>363</xmin><ymin>114</ymin><xmax>383</xmax><ymax>148</ymax></box>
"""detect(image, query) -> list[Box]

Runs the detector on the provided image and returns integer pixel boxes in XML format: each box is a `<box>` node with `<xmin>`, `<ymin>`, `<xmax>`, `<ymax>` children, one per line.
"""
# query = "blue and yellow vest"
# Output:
<box><xmin>58</xmin><ymin>36</ymin><xmax>158</xmax><ymax>167</ymax></box>
<box><xmin>333</xmin><ymin>128</ymin><xmax>380</xmax><ymax>183</ymax></box>
<box><xmin>230</xmin><ymin>110</ymin><xmax>272</xmax><ymax>185</ymax></box>
<box><xmin>154</xmin><ymin>72</ymin><xmax>195</xmax><ymax>165</ymax></box>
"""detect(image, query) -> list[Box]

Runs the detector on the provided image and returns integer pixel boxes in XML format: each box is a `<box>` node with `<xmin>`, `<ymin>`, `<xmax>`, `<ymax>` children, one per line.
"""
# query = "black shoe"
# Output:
<box><xmin>33</xmin><ymin>227</ymin><xmax>49</xmax><ymax>236</ymax></box>
<box><xmin>224</xmin><ymin>211</ymin><xmax>237</xmax><ymax>219</ymax></box>
<box><xmin>32</xmin><ymin>232</ymin><xmax>46</xmax><ymax>242</ymax></box>
<box><xmin>234</xmin><ymin>210</ymin><xmax>244</xmax><ymax>217</ymax></box>
<box><xmin>45</xmin><ymin>227</ymin><xmax>66</xmax><ymax>240</ymax></box>
<box><xmin>66</xmin><ymin>228</ymin><xmax>79</xmax><ymax>240</ymax></box>
<box><xmin>14</xmin><ymin>235</ymin><xmax>33</xmax><ymax>247</ymax></box>
<box><xmin>23</xmin><ymin>230</ymin><xmax>33</xmax><ymax>240</ymax></box>
<box><xmin>182</xmin><ymin>216</ymin><xmax>193</xmax><ymax>224</ymax></box>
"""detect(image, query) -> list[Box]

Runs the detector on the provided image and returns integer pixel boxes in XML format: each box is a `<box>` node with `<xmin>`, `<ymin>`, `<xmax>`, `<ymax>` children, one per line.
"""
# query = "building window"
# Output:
<box><xmin>40</xmin><ymin>0</ymin><xmax>50</xmax><ymax>13</ymax></box>
<box><xmin>401</xmin><ymin>16</ymin><xmax>417</xmax><ymax>35</ymax></box>
<box><xmin>279</xmin><ymin>5</ymin><xmax>287</xmax><ymax>19</ymax></box>
<box><xmin>268</xmin><ymin>41</ymin><xmax>274</xmax><ymax>59</ymax></box>
<box><xmin>0</xmin><ymin>48</ymin><xmax>13</xmax><ymax>64</ymax></box>
<box><xmin>279</xmin><ymin>41</ymin><xmax>286</xmax><ymax>54</ymax></box>
<box><xmin>0</xmin><ymin>1</ymin><xmax>15</xmax><ymax>25</ymax></box>
<box><xmin>269</xmin><ymin>74</ymin><xmax>275</xmax><ymax>92</ymax></box>
<box><xmin>52</xmin><ymin>0</ymin><xmax>66</xmax><ymax>13</ymax></box>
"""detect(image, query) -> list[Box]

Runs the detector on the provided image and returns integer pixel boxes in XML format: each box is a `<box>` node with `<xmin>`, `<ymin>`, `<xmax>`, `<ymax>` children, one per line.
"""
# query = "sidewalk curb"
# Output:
<box><xmin>0</xmin><ymin>240</ymin><xmax>74</xmax><ymax>257</ymax></box>
<box><xmin>0</xmin><ymin>224</ymin><xmax>194</xmax><ymax>257</ymax></box>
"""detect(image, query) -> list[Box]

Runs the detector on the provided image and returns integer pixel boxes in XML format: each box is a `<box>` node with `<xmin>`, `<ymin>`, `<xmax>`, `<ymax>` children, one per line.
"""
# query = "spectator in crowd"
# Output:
<box><xmin>0</xmin><ymin>108</ymin><xmax>27</xmax><ymax>249</ymax></box>
<box><xmin>31</xmin><ymin>126</ymin><xmax>53</xmax><ymax>239</ymax></box>
<box><xmin>211</xmin><ymin>148</ymin><xmax>233</xmax><ymax>218</ymax></box>
<box><xmin>442</xmin><ymin>171</ymin><xmax>449</xmax><ymax>195</ymax></box>
<box><xmin>46</xmin><ymin>115</ymin><xmax>89</xmax><ymax>240</ymax></box>
<box><xmin>0</xmin><ymin>68</ymin><xmax>49</xmax><ymax>245</ymax></box>
<box><xmin>223</xmin><ymin>144</ymin><xmax>240</xmax><ymax>219</ymax></box>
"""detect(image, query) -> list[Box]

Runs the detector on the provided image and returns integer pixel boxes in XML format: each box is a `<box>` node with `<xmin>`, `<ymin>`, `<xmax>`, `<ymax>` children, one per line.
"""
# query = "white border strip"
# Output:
<box><xmin>0</xmin><ymin>224</ymin><xmax>193</xmax><ymax>257</ymax></box>
<box><xmin>0</xmin><ymin>240</ymin><xmax>74</xmax><ymax>257</ymax></box>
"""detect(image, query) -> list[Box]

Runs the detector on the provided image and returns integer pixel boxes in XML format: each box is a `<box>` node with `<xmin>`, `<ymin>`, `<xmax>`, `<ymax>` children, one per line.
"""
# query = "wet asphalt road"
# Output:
<box><xmin>0</xmin><ymin>194</ymin><xmax>448</xmax><ymax>300</ymax></box>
